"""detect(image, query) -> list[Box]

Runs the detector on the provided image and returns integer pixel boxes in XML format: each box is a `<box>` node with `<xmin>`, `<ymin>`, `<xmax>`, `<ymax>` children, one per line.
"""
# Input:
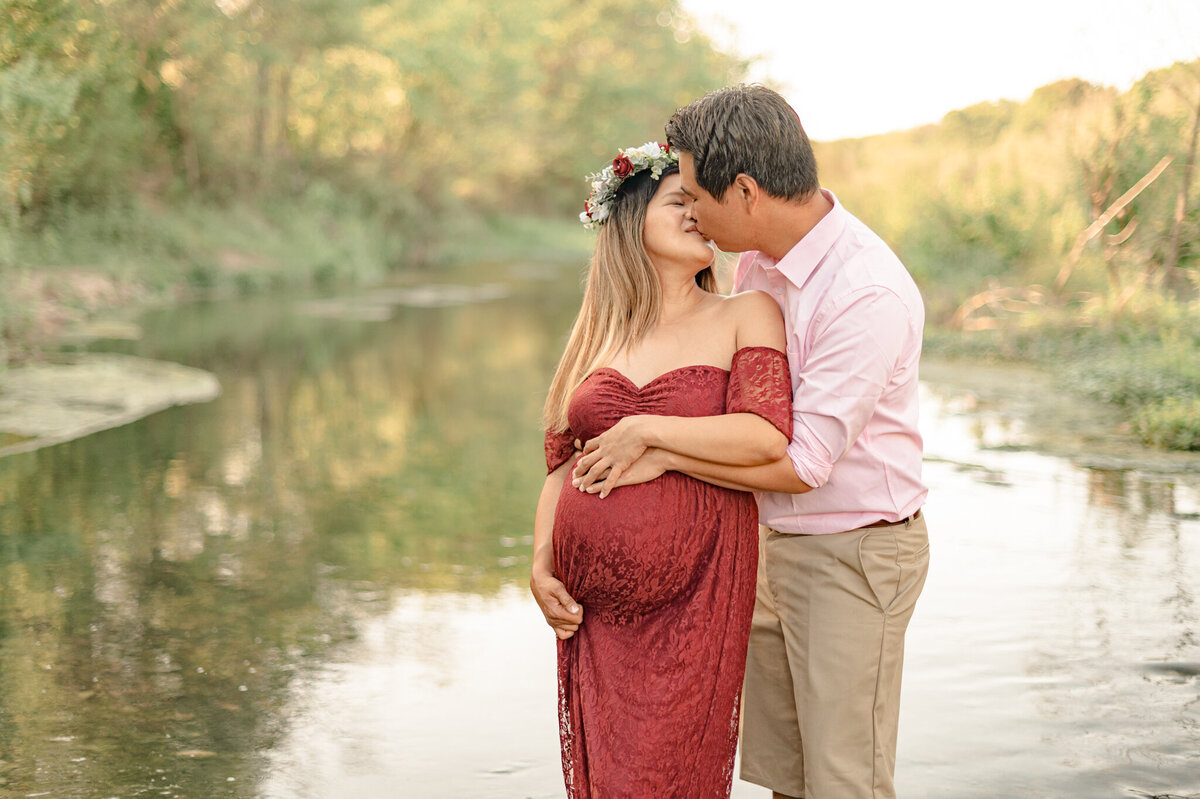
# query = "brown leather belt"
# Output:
<box><xmin>859</xmin><ymin>508</ymin><xmax>921</xmax><ymax>529</ymax></box>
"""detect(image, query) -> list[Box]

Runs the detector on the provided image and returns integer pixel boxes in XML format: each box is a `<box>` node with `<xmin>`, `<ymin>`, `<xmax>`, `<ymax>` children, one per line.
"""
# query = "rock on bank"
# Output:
<box><xmin>0</xmin><ymin>354</ymin><xmax>220</xmax><ymax>458</ymax></box>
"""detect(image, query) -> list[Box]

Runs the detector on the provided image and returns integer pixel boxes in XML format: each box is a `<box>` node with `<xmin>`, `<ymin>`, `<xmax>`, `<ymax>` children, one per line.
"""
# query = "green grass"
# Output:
<box><xmin>15</xmin><ymin>188</ymin><xmax>399</xmax><ymax>296</ymax></box>
<box><xmin>430</xmin><ymin>211</ymin><xmax>592</xmax><ymax>266</ymax></box>
<box><xmin>1134</xmin><ymin>396</ymin><xmax>1200</xmax><ymax>450</ymax></box>
<box><xmin>1</xmin><ymin>187</ymin><xmax>592</xmax><ymax>367</ymax></box>
<box><xmin>929</xmin><ymin>309</ymin><xmax>1200</xmax><ymax>452</ymax></box>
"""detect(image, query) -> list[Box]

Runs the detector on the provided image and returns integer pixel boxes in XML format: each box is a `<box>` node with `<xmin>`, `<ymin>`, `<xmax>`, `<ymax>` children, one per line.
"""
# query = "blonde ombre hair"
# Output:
<box><xmin>543</xmin><ymin>166</ymin><xmax>717</xmax><ymax>433</ymax></box>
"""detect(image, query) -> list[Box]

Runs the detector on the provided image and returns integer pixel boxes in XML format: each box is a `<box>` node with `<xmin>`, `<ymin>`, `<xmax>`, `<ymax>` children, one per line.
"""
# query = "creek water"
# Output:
<box><xmin>0</xmin><ymin>263</ymin><xmax>1197</xmax><ymax>799</ymax></box>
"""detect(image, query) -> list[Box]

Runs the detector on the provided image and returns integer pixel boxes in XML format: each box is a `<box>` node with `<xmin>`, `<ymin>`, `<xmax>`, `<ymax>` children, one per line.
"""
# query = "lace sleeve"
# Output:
<box><xmin>726</xmin><ymin>346</ymin><xmax>793</xmax><ymax>440</ymax></box>
<box><xmin>544</xmin><ymin>428</ymin><xmax>576</xmax><ymax>474</ymax></box>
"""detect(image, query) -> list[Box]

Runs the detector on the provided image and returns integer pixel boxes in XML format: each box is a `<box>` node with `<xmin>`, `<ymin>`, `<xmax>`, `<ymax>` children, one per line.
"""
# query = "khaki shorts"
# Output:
<box><xmin>739</xmin><ymin>514</ymin><xmax>929</xmax><ymax>799</ymax></box>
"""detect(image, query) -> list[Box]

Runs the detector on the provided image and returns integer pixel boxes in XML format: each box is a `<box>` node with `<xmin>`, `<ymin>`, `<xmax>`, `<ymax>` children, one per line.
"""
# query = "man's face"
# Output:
<box><xmin>678</xmin><ymin>150</ymin><xmax>744</xmax><ymax>252</ymax></box>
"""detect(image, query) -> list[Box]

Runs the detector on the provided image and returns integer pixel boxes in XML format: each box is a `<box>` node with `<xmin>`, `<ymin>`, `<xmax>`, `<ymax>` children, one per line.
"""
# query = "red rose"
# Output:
<box><xmin>611</xmin><ymin>154</ymin><xmax>634</xmax><ymax>178</ymax></box>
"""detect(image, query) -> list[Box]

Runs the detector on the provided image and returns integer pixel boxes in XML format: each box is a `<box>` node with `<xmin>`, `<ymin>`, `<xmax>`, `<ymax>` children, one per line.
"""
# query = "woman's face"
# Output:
<box><xmin>641</xmin><ymin>173</ymin><xmax>716</xmax><ymax>274</ymax></box>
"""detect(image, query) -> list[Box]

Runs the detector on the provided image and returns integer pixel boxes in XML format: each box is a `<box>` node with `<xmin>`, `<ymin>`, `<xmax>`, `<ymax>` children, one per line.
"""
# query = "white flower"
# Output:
<box><xmin>635</xmin><ymin>142</ymin><xmax>663</xmax><ymax>160</ymax></box>
<box><xmin>580</xmin><ymin>141</ymin><xmax>677</xmax><ymax>230</ymax></box>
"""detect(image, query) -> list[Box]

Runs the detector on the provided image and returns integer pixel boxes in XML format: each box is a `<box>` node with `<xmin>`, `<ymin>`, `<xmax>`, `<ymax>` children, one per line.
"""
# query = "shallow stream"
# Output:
<box><xmin>1</xmin><ymin>264</ymin><xmax>1197</xmax><ymax>798</ymax></box>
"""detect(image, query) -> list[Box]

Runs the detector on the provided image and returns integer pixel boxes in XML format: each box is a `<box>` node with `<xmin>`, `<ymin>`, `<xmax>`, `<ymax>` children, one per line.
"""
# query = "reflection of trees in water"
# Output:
<box><xmin>1084</xmin><ymin>470</ymin><xmax>1198</xmax><ymax>654</ymax></box>
<box><xmin>1086</xmin><ymin>468</ymin><xmax>1129</xmax><ymax>509</ymax></box>
<box><xmin>0</xmin><ymin>276</ymin><xmax>579</xmax><ymax>795</ymax></box>
<box><xmin>1020</xmin><ymin>467</ymin><xmax>1200</xmax><ymax>794</ymax></box>
<box><xmin>0</xmin><ymin>417</ymin><xmax>297</xmax><ymax>795</ymax></box>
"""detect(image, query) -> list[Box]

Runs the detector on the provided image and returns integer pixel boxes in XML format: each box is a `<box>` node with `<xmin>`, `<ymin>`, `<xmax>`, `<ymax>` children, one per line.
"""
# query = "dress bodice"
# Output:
<box><xmin>545</xmin><ymin>345</ymin><xmax>793</xmax><ymax>473</ymax></box>
<box><xmin>569</xmin><ymin>365</ymin><xmax>730</xmax><ymax>442</ymax></box>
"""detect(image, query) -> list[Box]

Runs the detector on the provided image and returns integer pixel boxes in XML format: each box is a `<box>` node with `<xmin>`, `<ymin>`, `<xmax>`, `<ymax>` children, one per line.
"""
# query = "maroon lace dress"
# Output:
<box><xmin>544</xmin><ymin>346</ymin><xmax>792</xmax><ymax>799</ymax></box>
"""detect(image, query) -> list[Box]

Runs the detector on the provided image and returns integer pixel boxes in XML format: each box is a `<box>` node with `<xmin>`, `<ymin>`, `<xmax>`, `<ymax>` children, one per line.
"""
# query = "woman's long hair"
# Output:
<box><xmin>543</xmin><ymin>165</ymin><xmax>717</xmax><ymax>432</ymax></box>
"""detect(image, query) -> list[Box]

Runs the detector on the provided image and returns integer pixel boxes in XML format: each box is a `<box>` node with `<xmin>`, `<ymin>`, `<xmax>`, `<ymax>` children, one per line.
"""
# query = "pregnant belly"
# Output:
<box><xmin>553</xmin><ymin>471</ymin><xmax>722</xmax><ymax>622</ymax></box>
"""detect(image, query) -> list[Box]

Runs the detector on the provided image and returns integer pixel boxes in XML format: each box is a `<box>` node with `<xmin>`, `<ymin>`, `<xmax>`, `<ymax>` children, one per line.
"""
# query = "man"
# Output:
<box><xmin>571</xmin><ymin>84</ymin><xmax>929</xmax><ymax>799</ymax></box>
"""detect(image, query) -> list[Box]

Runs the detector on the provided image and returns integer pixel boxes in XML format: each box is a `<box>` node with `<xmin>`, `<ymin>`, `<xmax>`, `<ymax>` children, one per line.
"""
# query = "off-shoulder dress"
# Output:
<box><xmin>543</xmin><ymin>345</ymin><xmax>792</xmax><ymax>799</ymax></box>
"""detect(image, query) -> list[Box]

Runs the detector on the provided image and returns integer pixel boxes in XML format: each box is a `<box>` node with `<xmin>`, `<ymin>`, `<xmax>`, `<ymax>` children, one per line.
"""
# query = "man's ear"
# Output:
<box><xmin>732</xmin><ymin>173</ymin><xmax>760</xmax><ymax>212</ymax></box>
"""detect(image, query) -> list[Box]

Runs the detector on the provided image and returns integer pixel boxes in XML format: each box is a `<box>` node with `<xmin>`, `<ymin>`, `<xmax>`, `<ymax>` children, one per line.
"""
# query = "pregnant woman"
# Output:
<box><xmin>529</xmin><ymin>142</ymin><xmax>793</xmax><ymax>798</ymax></box>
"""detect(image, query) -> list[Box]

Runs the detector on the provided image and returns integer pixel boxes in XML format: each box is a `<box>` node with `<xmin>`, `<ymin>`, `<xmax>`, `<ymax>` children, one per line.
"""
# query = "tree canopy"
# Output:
<box><xmin>0</xmin><ymin>0</ymin><xmax>746</xmax><ymax>258</ymax></box>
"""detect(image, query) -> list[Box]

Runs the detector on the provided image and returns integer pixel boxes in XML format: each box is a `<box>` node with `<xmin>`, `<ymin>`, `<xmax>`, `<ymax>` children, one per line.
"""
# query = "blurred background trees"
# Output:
<box><xmin>814</xmin><ymin>62</ymin><xmax>1200</xmax><ymax>450</ymax></box>
<box><xmin>819</xmin><ymin>65</ymin><xmax>1200</xmax><ymax>326</ymax></box>
<box><xmin>3</xmin><ymin>0</ymin><xmax>1196</xmax><ymax>314</ymax></box>
<box><xmin>2</xmin><ymin>0</ymin><xmax>1198</xmax><ymax>445</ymax></box>
<box><xmin>1</xmin><ymin>0</ymin><xmax>744</xmax><ymax>266</ymax></box>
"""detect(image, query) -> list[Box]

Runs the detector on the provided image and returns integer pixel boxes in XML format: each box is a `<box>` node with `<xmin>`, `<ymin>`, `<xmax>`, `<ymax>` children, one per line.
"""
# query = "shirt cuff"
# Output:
<box><xmin>785</xmin><ymin>429</ymin><xmax>832</xmax><ymax>489</ymax></box>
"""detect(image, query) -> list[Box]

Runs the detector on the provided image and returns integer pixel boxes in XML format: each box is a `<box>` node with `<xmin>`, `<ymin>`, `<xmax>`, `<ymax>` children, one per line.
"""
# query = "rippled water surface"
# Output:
<box><xmin>1</xmin><ymin>264</ymin><xmax>1197</xmax><ymax>798</ymax></box>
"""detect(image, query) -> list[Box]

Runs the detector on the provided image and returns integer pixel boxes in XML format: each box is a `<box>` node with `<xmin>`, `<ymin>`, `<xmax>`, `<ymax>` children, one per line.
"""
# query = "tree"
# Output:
<box><xmin>1159</xmin><ymin>62</ymin><xmax>1200</xmax><ymax>291</ymax></box>
<box><xmin>0</xmin><ymin>58</ymin><xmax>79</xmax><ymax>266</ymax></box>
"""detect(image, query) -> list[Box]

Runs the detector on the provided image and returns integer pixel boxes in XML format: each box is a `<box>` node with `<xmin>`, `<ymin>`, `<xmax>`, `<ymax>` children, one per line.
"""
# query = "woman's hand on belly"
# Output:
<box><xmin>577</xmin><ymin>447</ymin><xmax>669</xmax><ymax>499</ymax></box>
<box><xmin>573</xmin><ymin>416</ymin><xmax>650</xmax><ymax>491</ymax></box>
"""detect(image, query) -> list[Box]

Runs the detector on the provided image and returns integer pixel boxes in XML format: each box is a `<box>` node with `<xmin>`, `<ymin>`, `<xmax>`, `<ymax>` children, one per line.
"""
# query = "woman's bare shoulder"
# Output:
<box><xmin>721</xmin><ymin>290</ymin><xmax>785</xmax><ymax>348</ymax></box>
<box><xmin>721</xmin><ymin>289</ymin><xmax>781</xmax><ymax>317</ymax></box>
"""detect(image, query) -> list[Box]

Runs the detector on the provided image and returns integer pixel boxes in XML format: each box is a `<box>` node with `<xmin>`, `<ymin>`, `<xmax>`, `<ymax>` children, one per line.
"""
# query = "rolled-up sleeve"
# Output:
<box><xmin>786</xmin><ymin>286</ymin><xmax>911</xmax><ymax>488</ymax></box>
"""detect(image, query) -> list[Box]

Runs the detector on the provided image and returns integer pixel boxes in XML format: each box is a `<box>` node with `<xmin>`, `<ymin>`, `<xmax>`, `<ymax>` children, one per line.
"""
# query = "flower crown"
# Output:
<box><xmin>579</xmin><ymin>141</ymin><xmax>678</xmax><ymax>230</ymax></box>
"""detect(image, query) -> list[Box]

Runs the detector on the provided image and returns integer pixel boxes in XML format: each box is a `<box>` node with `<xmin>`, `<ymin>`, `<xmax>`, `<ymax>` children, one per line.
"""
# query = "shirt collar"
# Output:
<box><xmin>753</xmin><ymin>189</ymin><xmax>846</xmax><ymax>288</ymax></box>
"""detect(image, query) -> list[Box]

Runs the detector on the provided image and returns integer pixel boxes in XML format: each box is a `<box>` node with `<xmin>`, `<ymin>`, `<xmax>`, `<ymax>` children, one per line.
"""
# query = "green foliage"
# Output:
<box><xmin>926</xmin><ymin>305</ymin><xmax>1200</xmax><ymax>452</ymax></box>
<box><xmin>0</xmin><ymin>0</ymin><xmax>744</xmax><ymax>353</ymax></box>
<box><xmin>12</xmin><ymin>190</ymin><xmax>402</xmax><ymax>301</ymax></box>
<box><xmin>1063</xmin><ymin>342</ymin><xmax>1200</xmax><ymax>407</ymax></box>
<box><xmin>940</xmin><ymin>99</ymin><xmax>1018</xmax><ymax>143</ymax></box>
<box><xmin>1</xmin><ymin>0</ymin><xmax>743</xmax><ymax>244</ymax></box>
<box><xmin>0</xmin><ymin>56</ymin><xmax>80</xmax><ymax>265</ymax></box>
<box><xmin>820</xmin><ymin>63</ymin><xmax>1200</xmax><ymax>324</ymax></box>
<box><xmin>1134</xmin><ymin>396</ymin><xmax>1200</xmax><ymax>450</ymax></box>
<box><xmin>433</xmin><ymin>213</ymin><xmax>593</xmax><ymax>266</ymax></box>
<box><xmin>992</xmin><ymin>320</ymin><xmax>1200</xmax><ymax>452</ymax></box>
<box><xmin>1017</xmin><ymin>78</ymin><xmax>1095</xmax><ymax>131</ymax></box>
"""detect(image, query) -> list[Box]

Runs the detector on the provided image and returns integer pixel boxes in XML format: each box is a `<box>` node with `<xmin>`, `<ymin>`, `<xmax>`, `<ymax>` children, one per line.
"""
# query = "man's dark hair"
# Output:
<box><xmin>665</xmin><ymin>84</ymin><xmax>819</xmax><ymax>202</ymax></box>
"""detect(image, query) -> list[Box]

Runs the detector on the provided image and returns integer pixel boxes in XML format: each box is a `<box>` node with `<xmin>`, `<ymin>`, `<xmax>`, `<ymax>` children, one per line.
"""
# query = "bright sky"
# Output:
<box><xmin>680</xmin><ymin>0</ymin><xmax>1200</xmax><ymax>141</ymax></box>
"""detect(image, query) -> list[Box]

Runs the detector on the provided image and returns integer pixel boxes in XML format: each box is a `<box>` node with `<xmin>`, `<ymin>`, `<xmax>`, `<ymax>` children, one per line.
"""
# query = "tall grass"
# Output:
<box><xmin>17</xmin><ymin>184</ymin><xmax>401</xmax><ymax>296</ymax></box>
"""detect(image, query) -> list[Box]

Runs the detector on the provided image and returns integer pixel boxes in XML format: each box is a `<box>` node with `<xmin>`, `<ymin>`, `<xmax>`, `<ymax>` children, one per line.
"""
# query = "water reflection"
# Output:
<box><xmin>0</xmin><ymin>267</ymin><xmax>577</xmax><ymax>797</ymax></box>
<box><xmin>902</xmin><ymin>384</ymin><xmax>1200</xmax><ymax>798</ymax></box>
<box><xmin>258</xmin><ymin>589</ymin><xmax>562</xmax><ymax>799</ymax></box>
<box><xmin>0</xmin><ymin>269</ymin><xmax>1197</xmax><ymax>798</ymax></box>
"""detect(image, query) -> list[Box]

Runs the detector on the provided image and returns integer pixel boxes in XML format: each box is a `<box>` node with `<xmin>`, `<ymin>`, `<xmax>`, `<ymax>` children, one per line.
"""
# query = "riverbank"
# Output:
<box><xmin>0</xmin><ymin>207</ymin><xmax>592</xmax><ymax>458</ymax></box>
<box><xmin>926</xmin><ymin>313</ymin><xmax>1200</xmax><ymax>453</ymax></box>
<box><xmin>1</xmin><ymin>197</ymin><xmax>591</xmax><ymax>365</ymax></box>
<box><xmin>0</xmin><ymin>353</ymin><xmax>221</xmax><ymax>458</ymax></box>
<box><xmin>3</xmin><ymin>204</ymin><xmax>1197</xmax><ymax>457</ymax></box>
<box><xmin>919</xmin><ymin>357</ymin><xmax>1200</xmax><ymax>473</ymax></box>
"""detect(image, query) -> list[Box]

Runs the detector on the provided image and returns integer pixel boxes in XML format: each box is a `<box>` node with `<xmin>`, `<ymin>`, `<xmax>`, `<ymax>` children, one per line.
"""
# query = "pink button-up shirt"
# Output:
<box><xmin>734</xmin><ymin>190</ymin><xmax>927</xmax><ymax>535</ymax></box>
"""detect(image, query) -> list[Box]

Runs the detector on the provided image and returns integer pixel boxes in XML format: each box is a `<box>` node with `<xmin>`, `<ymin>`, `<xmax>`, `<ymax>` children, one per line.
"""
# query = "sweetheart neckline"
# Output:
<box><xmin>588</xmin><ymin>364</ymin><xmax>730</xmax><ymax>392</ymax></box>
